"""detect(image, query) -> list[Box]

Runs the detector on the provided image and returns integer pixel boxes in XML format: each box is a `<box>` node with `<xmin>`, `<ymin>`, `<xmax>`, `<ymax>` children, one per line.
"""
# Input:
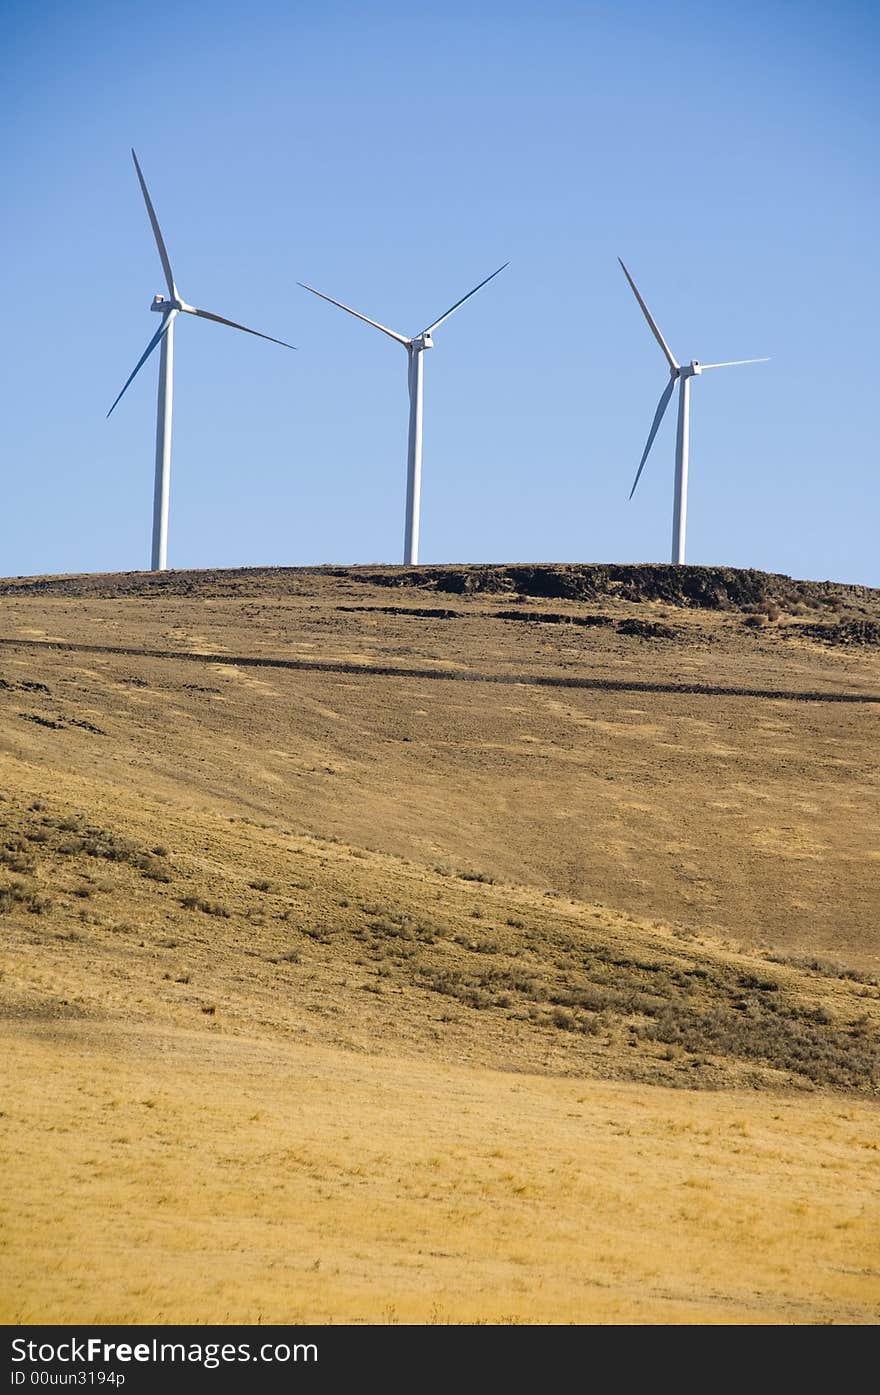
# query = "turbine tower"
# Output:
<box><xmin>299</xmin><ymin>264</ymin><xmax>508</xmax><ymax>565</ymax></box>
<box><xmin>108</xmin><ymin>149</ymin><xmax>295</xmax><ymax>572</ymax></box>
<box><xmin>618</xmin><ymin>258</ymin><xmax>768</xmax><ymax>564</ymax></box>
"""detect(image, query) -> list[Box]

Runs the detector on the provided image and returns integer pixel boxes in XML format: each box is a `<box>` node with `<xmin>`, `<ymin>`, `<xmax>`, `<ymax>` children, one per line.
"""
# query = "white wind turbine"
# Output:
<box><xmin>108</xmin><ymin>149</ymin><xmax>295</xmax><ymax>572</ymax></box>
<box><xmin>619</xmin><ymin>258</ymin><xmax>768</xmax><ymax>564</ymax></box>
<box><xmin>299</xmin><ymin>263</ymin><xmax>508</xmax><ymax>565</ymax></box>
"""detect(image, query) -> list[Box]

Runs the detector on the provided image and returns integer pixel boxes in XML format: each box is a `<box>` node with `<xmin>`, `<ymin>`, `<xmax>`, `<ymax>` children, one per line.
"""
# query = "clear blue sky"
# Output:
<box><xmin>3</xmin><ymin>0</ymin><xmax>878</xmax><ymax>584</ymax></box>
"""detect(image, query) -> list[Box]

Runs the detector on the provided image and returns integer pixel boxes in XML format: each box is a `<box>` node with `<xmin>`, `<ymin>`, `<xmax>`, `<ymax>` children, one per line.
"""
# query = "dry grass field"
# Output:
<box><xmin>0</xmin><ymin>563</ymin><xmax>878</xmax><ymax>1323</ymax></box>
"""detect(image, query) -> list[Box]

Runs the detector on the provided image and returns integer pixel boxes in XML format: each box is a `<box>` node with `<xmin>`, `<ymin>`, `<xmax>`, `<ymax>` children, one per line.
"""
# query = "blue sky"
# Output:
<box><xmin>3</xmin><ymin>0</ymin><xmax>878</xmax><ymax>584</ymax></box>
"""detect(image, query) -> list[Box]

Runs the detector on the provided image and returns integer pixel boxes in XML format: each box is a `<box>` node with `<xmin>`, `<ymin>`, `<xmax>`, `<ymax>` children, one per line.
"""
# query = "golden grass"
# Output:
<box><xmin>2</xmin><ymin>1025</ymin><xmax>878</xmax><ymax>1325</ymax></box>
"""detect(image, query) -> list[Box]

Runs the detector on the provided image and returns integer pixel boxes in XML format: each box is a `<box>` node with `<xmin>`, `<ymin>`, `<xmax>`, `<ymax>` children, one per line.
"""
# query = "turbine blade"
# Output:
<box><xmin>699</xmin><ymin>357</ymin><xmax>770</xmax><ymax>369</ymax></box>
<box><xmin>106</xmin><ymin>316</ymin><xmax>172</xmax><ymax>417</ymax></box>
<box><xmin>131</xmin><ymin>149</ymin><xmax>177</xmax><ymax>298</ymax></box>
<box><xmin>629</xmin><ymin>377</ymin><xmax>676</xmax><ymax>499</ymax></box>
<box><xmin>618</xmin><ymin>258</ymin><xmax>679</xmax><ymax>371</ymax></box>
<box><xmin>422</xmin><ymin>262</ymin><xmax>509</xmax><ymax>335</ymax></box>
<box><xmin>185</xmin><ymin>306</ymin><xmax>296</xmax><ymax>349</ymax></box>
<box><xmin>298</xmin><ymin>283</ymin><xmax>409</xmax><ymax>345</ymax></box>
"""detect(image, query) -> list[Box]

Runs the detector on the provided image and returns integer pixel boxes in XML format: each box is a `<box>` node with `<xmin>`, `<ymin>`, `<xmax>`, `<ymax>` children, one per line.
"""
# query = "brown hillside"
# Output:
<box><xmin>1</xmin><ymin>563</ymin><xmax>878</xmax><ymax>1324</ymax></box>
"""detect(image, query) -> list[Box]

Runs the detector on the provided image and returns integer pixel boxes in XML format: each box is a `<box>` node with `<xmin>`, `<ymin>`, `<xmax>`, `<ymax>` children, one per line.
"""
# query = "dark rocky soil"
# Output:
<box><xmin>1</xmin><ymin>561</ymin><xmax>876</xmax><ymax>617</ymax></box>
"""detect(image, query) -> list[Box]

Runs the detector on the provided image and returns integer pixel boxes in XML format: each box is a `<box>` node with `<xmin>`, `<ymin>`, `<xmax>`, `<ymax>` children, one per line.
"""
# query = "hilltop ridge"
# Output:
<box><xmin>1</xmin><ymin>559</ymin><xmax>877</xmax><ymax>609</ymax></box>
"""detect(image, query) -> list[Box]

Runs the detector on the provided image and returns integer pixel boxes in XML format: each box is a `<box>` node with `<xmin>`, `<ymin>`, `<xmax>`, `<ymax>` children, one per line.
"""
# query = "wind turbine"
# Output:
<box><xmin>618</xmin><ymin>258</ymin><xmax>768</xmax><ymax>564</ymax></box>
<box><xmin>108</xmin><ymin>149</ymin><xmax>295</xmax><ymax>572</ymax></box>
<box><xmin>299</xmin><ymin>263</ymin><xmax>508</xmax><ymax>565</ymax></box>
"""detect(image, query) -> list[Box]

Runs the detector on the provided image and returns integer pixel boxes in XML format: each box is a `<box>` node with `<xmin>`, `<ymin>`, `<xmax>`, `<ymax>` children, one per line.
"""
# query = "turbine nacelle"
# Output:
<box><xmin>666</xmin><ymin>361</ymin><xmax>701</xmax><ymax>381</ymax></box>
<box><xmin>411</xmin><ymin>331</ymin><xmax>434</xmax><ymax>352</ymax></box>
<box><xmin>151</xmin><ymin>294</ymin><xmax>187</xmax><ymax>314</ymax></box>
